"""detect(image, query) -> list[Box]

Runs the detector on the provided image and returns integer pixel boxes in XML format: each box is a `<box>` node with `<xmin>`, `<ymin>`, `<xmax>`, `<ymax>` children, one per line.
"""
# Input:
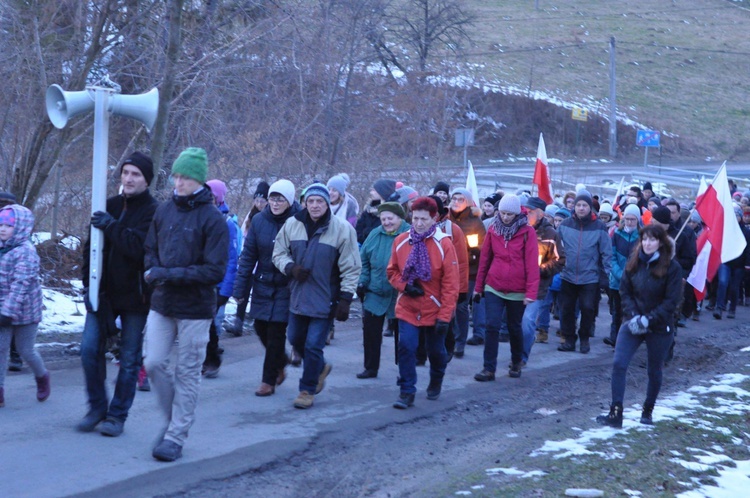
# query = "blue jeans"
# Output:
<box><xmin>537</xmin><ymin>291</ymin><xmax>553</xmax><ymax>332</ymax></box>
<box><xmin>398</xmin><ymin>320</ymin><xmax>447</xmax><ymax>395</ymax></box>
<box><xmin>80</xmin><ymin>311</ymin><xmax>147</xmax><ymax>421</ymax></box>
<box><xmin>716</xmin><ymin>264</ymin><xmax>745</xmax><ymax>312</ymax></box>
<box><xmin>287</xmin><ymin>313</ymin><xmax>333</xmax><ymax>394</ymax></box>
<box><xmin>611</xmin><ymin>324</ymin><xmax>673</xmax><ymax>406</ymax></box>
<box><xmin>484</xmin><ymin>293</ymin><xmax>526</xmax><ymax>371</ymax></box>
<box><xmin>471</xmin><ymin>285</ymin><xmax>486</xmax><ymax>339</ymax></box>
<box><xmin>521</xmin><ymin>299</ymin><xmax>544</xmax><ymax>362</ymax></box>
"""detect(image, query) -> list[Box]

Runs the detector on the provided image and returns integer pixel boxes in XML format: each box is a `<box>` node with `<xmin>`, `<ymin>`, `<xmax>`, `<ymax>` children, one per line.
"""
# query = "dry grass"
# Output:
<box><xmin>462</xmin><ymin>0</ymin><xmax>750</xmax><ymax>157</ymax></box>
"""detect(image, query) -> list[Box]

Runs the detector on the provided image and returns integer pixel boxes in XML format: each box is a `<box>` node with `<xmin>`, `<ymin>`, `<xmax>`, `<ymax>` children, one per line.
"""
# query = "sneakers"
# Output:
<box><xmin>356</xmin><ymin>370</ymin><xmax>377</xmax><ymax>379</ymax></box>
<box><xmin>99</xmin><ymin>417</ymin><xmax>125</xmax><ymax>437</ymax></box>
<box><xmin>474</xmin><ymin>370</ymin><xmax>496</xmax><ymax>382</ymax></box>
<box><xmin>426</xmin><ymin>379</ymin><xmax>442</xmax><ymax>400</ymax></box>
<box><xmin>466</xmin><ymin>336</ymin><xmax>484</xmax><ymax>346</ymax></box>
<box><xmin>255</xmin><ymin>383</ymin><xmax>275</xmax><ymax>397</ymax></box>
<box><xmin>293</xmin><ymin>391</ymin><xmax>314</xmax><ymax>409</ymax></box>
<box><xmin>153</xmin><ymin>439</ymin><xmax>183</xmax><ymax>462</ymax></box>
<box><xmin>316</xmin><ymin>363</ymin><xmax>332</xmax><ymax>394</ymax></box>
<box><xmin>35</xmin><ymin>372</ymin><xmax>50</xmax><ymax>402</ymax></box>
<box><xmin>579</xmin><ymin>339</ymin><xmax>590</xmax><ymax>354</ymax></box>
<box><xmin>77</xmin><ymin>410</ymin><xmax>107</xmax><ymax>432</ymax></box>
<box><xmin>137</xmin><ymin>366</ymin><xmax>150</xmax><ymax>392</ymax></box>
<box><xmin>640</xmin><ymin>403</ymin><xmax>654</xmax><ymax>425</ymax></box>
<box><xmin>535</xmin><ymin>330</ymin><xmax>549</xmax><ymax>344</ymax></box>
<box><xmin>596</xmin><ymin>402</ymin><xmax>623</xmax><ymax>428</ymax></box>
<box><xmin>393</xmin><ymin>393</ymin><xmax>415</xmax><ymax>409</ymax></box>
<box><xmin>508</xmin><ymin>363</ymin><xmax>522</xmax><ymax>378</ymax></box>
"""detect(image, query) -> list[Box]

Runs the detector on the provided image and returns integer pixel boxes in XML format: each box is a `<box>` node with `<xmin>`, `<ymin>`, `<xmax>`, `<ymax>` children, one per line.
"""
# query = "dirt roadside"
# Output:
<box><xmin>161</xmin><ymin>308</ymin><xmax>750</xmax><ymax>498</ymax></box>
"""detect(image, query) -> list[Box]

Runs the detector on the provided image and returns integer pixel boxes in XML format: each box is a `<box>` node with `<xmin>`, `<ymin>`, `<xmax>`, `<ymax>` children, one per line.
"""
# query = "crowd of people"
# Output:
<box><xmin>1</xmin><ymin>153</ymin><xmax>749</xmax><ymax>461</ymax></box>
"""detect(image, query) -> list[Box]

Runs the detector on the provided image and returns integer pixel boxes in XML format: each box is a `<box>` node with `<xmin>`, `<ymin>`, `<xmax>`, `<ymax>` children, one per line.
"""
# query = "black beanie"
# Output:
<box><xmin>121</xmin><ymin>151</ymin><xmax>154</xmax><ymax>186</ymax></box>
<box><xmin>652</xmin><ymin>206</ymin><xmax>672</xmax><ymax>225</ymax></box>
<box><xmin>373</xmin><ymin>179</ymin><xmax>397</xmax><ymax>201</ymax></box>
<box><xmin>643</xmin><ymin>181</ymin><xmax>653</xmax><ymax>192</ymax></box>
<box><xmin>574</xmin><ymin>190</ymin><xmax>593</xmax><ymax>210</ymax></box>
<box><xmin>254</xmin><ymin>181</ymin><xmax>270</xmax><ymax>200</ymax></box>
<box><xmin>428</xmin><ymin>195</ymin><xmax>447</xmax><ymax>216</ymax></box>
<box><xmin>433</xmin><ymin>181</ymin><xmax>450</xmax><ymax>196</ymax></box>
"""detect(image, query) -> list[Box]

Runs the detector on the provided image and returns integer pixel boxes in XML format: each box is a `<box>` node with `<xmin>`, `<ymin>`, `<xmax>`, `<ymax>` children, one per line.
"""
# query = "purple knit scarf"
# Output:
<box><xmin>492</xmin><ymin>212</ymin><xmax>528</xmax><ymax>242</ymax></box>
<box><xmin>401</xmin><ymin>224</ymin><xmax>436</xmax><ymax>284</ymax></box>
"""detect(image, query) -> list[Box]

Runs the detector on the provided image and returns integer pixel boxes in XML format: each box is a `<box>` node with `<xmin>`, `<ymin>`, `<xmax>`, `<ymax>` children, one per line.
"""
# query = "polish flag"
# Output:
<box><xmin>466</xmin><ymin>160</ymin><xmax>479</xmax><ymax>207</ymax></box>
<box><xmin>694</xmin><ymin>162</ymin><xmax>746</xmax><ymax>263</ymax></box>
<box><xmin>533</xmin><ymin>133</ymin><xmax>554</xmax><ymax>204</ymax></box>
<box><xmin>687</xmin><ymin>230</ymin><xmax>720</xmax><ymax>301</ymax></box>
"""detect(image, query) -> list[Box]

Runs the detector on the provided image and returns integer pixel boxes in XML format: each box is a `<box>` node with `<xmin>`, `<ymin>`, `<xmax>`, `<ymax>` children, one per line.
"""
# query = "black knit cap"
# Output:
<box><xmin>525</xmin><ymin>196</ymin><xmax>548</xmax><ymax>211</ymax></box>
<box><xmin>428</xmin><ymin>194</ymin><xmax>447</xmax><ymax>216</ymax></box>
<box><xmin>254</xmin><ymin>181</ymin><xmax>270</xmax><ymax>200</ymax></box>
<box><xmin>652</xmin><ymin>206</ymin><xmax>672</xmax><ymax>225</ymax></box>
<box><xmin>433</xmin><ymin>181</ymin><xmax>450</xmax><ymax>196</ymax></box>
<box><xmin>373</xmin><ymin>179</ymin><xmax>397</xmax><ymax>201</ymax></box>
<box><xmin>121</xmin><ymin>151</ymin><xmax>154</xmax><ymax>186</ymax></box>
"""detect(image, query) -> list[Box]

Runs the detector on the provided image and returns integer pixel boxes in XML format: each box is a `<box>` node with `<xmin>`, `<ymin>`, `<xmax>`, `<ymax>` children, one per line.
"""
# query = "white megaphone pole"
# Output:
<box><xmin>88</xmin><ymin>86</ymin><xmax>114</xmax><ymax>312</ymax></box>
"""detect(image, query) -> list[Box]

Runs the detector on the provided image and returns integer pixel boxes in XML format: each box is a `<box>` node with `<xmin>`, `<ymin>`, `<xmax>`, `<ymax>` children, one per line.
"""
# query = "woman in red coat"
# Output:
<box><xmin>473</xmin><ymin>195</ymin><xmax>539</xmax><ymax>379</ymax></box>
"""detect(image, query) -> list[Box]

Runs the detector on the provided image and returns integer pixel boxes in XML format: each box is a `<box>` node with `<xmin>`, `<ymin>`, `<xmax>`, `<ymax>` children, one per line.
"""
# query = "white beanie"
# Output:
<box><xmin>623</xmin><ymin>204</ymin><xmax>641</xmax><ymax>219</ymax></box>
<box><xmin>497</xmin><ymin>194</ymin><xmax>521</xmax><ymax>214</ymax></box>
<box><xmin>269</xmin><ymin>179</ymin><xmax>296</xmax><ymax>205</ymax></box>
<box><xmin>599</xmin><ymin>202</ymin><xmax>615</xmax><ymax>217</ymax></box>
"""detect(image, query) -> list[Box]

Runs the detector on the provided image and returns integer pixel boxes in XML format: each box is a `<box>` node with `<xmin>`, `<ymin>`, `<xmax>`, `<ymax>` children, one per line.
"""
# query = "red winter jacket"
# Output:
<box><xmin>474</xmin><ymin>223</ymin><xmax>540</xmax><ymax>300</ymax></box>
<box><xmin>387</xmin><ymin>229</ymin><xmax>459</xmax><ymax>326</ymax></box>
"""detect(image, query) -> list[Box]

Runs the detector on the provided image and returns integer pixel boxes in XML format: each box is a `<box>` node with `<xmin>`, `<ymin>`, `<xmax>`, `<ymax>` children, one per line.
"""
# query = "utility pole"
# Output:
<box><xmin>609</xmin><ymin>36</ymin><xmax>617</xmax><ymax>158</ymax></box>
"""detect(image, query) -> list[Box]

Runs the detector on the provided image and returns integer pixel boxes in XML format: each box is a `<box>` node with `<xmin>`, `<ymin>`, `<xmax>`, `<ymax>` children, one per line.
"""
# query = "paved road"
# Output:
<box><xmin>1</xmin><ymin>302</ymin><xmax>747</xmax><ymax>497</ymax></box>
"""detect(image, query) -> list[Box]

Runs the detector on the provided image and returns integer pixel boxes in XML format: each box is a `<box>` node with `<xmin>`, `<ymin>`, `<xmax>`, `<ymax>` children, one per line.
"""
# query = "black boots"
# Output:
<box><xmin>596</xmin><ymin>402</ymin><xmax>623</xmax><ymax>428</ymax></box>
<box><xmin>640</xmin><ymin>403</ymin><xmax>654</xmax><ymax>425</ymax></box>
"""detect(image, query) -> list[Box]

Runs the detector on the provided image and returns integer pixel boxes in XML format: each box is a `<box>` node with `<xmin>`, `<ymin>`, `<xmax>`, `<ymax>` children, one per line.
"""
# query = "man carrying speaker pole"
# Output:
<box><xmin>77</xmin><ymin>152</ymin><xmax>159</xmax><ymax>437</ymax></box>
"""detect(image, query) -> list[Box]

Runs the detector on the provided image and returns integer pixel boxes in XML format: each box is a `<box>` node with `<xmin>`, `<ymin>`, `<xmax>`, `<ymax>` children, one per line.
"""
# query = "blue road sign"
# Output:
<box><xmin>636</xmin><ymin>130</ymin><xmax>660</xmax><ymax>148</ymax></box>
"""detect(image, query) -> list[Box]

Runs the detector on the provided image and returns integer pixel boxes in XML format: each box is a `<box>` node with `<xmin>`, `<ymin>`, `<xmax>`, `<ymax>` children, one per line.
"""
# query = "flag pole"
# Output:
<box><xmin>673</xmin><ymin>208</ymin><xmax>696</xmax><ymax>241</ymax></box>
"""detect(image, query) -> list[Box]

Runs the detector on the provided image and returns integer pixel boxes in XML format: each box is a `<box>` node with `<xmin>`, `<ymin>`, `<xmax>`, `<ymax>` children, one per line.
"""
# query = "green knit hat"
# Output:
<box><xmin>171</xmin><ymin>147</ymin><xmax>208</xmax><ymax>184</ymax></box>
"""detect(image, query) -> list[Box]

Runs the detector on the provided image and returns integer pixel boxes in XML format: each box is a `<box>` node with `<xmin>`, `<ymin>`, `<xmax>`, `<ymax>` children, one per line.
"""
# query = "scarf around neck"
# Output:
<box><xmin>492</xmin><ymin>213</ymin><xmax>528</xmax><ymax>242</ymax></box>
<box><xmin>401</xmin><ymin>224</ymin><xmax>436</xmax><ymax>284</ymax></box>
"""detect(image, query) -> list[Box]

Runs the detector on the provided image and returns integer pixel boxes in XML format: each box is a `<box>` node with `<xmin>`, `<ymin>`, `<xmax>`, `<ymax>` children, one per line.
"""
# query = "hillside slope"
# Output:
<box><xmin>463</xmin><ymin>0</ymin><xmax>750</xmax><ymax>158</ymax></box>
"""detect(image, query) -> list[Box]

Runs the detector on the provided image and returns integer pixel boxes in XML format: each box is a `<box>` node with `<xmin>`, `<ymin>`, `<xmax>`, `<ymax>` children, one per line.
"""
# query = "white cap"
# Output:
<box><xmin>269</xmin><ymin>179</ymin><xmax>296</xmax><ymax>205</ymax></box>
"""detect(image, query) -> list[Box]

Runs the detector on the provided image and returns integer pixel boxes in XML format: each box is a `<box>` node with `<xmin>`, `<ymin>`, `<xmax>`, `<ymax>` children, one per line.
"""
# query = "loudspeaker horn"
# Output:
<box><xmin>45</xmin><ymin>84</ymin><xmax>95</xmax><ymax>129</ymax></box>
<box><xmin>109</xmin><ymin>88</ymin><xmax>159</xmax><ymax>133</ymax></box>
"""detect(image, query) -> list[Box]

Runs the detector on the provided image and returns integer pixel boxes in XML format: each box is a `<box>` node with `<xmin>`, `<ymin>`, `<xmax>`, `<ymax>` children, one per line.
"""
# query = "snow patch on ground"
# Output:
<box><xmin>534</xmin><ymin>408</ymin><xmax>558</xmax><ymax>416</ymax></box>
<box><xmin>38</xmin><ymin>286</ymin><xmax>86</xmax><ymax>337</ymax></box>
<box><xmin>485</xmin><ymin>467</ymin><xmax>546</xmax><ymax>478</ymax></box>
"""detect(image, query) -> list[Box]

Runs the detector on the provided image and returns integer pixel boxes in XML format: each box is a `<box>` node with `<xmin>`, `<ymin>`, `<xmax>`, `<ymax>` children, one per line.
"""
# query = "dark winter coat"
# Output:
<box><xmin>233</xmin><ymin>202</ymin><xmax>301</xmax><ymax>323</ymax></box>
<box><xmin>272</xmin><ymin>209</ymin><xmax>361</xmax><ymax>319</ymax></box>
<box><xmin>144</xmin><ymin>187</ymin><xmax>229</xmax><ymax>319</ymax></box>
<box><xmin>558</xmin><ymin>213</ymin><xmax>612</xmax><ymax>286</ymax></box>
<box><xmin>668</xmin><ymin>222</ymin><xmax>697</xmax><ymax>278</ymax></box>
<box><xmin>620</xmin><ymin>251</ymin><xmax>683</xmax><ymax>334</ymax></box>
<box><xmin>355</xmin><ymin>203</ymin><xmax>381</xmax><ymax>245</ymax></box>
<box><xmin>534</xmin><ymin>218</ymin><xmax>566</xmax><ymax>300</ymax></box>
<box><xmin>449</xmin><ymin>206</ymin><xmax>486</xmax><ymax>279</ymax></box>
<box><xmin>609</xmin><ymin>227</ymin><xmax>639</xmax><ymax>291</ymax></box>
<box><xmin>726</xmin><ymin>223</ymin><xmax>750</xmax><ymax>270</ymax></box>
<box><xmin>82</xmin><ymin>189</ymin><xmax>159</xmax><ymax>313</ymax></box>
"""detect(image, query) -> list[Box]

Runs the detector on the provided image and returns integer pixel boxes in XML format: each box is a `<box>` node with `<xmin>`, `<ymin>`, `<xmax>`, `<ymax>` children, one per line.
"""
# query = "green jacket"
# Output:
<box><xmin>359</xmin><ymin>222</ymin><xmax>410</xmax><ymax>317</ymax></box>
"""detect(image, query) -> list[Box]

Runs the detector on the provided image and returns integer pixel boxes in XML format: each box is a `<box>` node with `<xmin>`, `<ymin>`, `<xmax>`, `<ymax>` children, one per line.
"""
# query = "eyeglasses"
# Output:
<box><xmin>268</xmin><ymin>197</ymin><xmax>287</xmax><ymax>204</ymax></box>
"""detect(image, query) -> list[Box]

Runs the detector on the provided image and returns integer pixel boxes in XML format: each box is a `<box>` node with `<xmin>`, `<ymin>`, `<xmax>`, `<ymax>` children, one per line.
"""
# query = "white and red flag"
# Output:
<box><xmin>532</xmin><ymin>133</ymin><xmax>553</xmax><ymax>204</ymax></box>
<box><xmin>687</xmin><ymin>165</ymin><xmax>747</xmax><ymax>300</ymax></box>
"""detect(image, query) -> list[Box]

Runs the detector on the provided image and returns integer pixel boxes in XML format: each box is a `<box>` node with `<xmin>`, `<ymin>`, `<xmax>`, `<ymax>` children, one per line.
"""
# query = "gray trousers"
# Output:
<box><xmin>143</xmin><ymin>311</ymin><xmax>210</xmax><ymax>446</ymax></box>
<box><xmin>0</xmin><ymin>323</ymin><xmax>47</xmax><ymax>388</ymax></box>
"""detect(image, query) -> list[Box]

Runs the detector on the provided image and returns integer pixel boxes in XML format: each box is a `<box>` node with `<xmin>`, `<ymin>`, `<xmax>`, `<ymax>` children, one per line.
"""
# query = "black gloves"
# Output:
<box><xmin>356</xmin><ymin>285</ymin><xmax>366</xmax><ymax>303</ymax></box>
<box><xmin>404</xmin><ymin>281</ymin><xmax>424</xmax><ymax>297</ymax></box>
<box><xmin>457</xmin><ymin>292</ymin><xmax>468</xmax><ymax>304</ymax></box>
<box><xmin>286</xmin><ymin>263</ymin><xmax>311</xmax><ymax>282</ymax></box>
<box><xmin>434</xmin><ymin>320</ymin><xmax>450</xmax><ymax>335</ymax></box>
<box><xmin>335</xmin><ymin>293</ymin><xmax>353</xmax><ymax>321</ymax></box>
<box><xmin>91</xmin><ymin>211</ymin><xmax>116</xmax><ymax>231</ymax></box>
<box><xmin>473</xmin><ymin>292</ymin><xmax>483</xmax><ymax>304</ymax></box>
<box><xmin>0</xmin><ymin>315</ymin><xmax>12</xmax><ymax>327</ymax></box>
<box><xmin>144</xmin><ymin>267</ymin><xmax>170</xmax><ymax>286</ymax></box>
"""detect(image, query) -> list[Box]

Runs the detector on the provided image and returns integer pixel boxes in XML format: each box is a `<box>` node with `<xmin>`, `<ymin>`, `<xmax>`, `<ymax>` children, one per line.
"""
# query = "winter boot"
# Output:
<box><xmin>596</xmin><ymin>402</ymin><xmax>623</xmax><ymax>428</ymax></box>
<box><xmin>535</xmin><ymin>329</ymin><xmax>548</xmax><ymax>344</ymax></box>
<box><xmin>35</xmin><ymin>372</ymin><xmax>50</xmax><ymax>402</ymax></box>
<box><xmin>508</xmin><ymin>362</ymin><xmax>522</xmax><ymax>378</ymax></box>
<box><xmin>426</xmin><ymin>379</ymin><xmax>442</xmax><ymax>400</ymax></box>
<box><xmin>579</xmin><ymin>338</ymin><xmax>591</xmax><ymax>354</ymax></box>
<box><xmin>640</xmin><ymin>403</ymin><xmax>654</xmax><ymax>425</ymax></box>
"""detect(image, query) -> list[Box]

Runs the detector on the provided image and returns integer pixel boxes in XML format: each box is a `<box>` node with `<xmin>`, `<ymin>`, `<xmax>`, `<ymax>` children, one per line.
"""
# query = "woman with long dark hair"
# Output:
<box><xmin>597</xmin><ymin>224</ymin><xmax>682</xmax><ymax>428</ymax></box>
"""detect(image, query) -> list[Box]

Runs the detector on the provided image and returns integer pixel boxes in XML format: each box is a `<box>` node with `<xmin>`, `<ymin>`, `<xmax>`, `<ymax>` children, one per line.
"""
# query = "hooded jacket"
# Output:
<box><xmin>145</xmin><ymin>187</ymin><xmax>229</xmax><ymax>319</ymax></box>
<box><xmin>609</xmin><ymin>226</ymin><xmax>639</xmax><ymax>291</ymax></box>
<box><xmin>534</xmin><ymin>218</ymin><xmax>566</xmax><ymax>299</ymax></box>
<box><xmin>0</xmin><ymin>205</ymin><xmax>43</xmax><ymax>325</ymax></box>
<box><xmin>558</xmin><ymin>212</ymin><xmax>612</xmax><ymax>286</ymax></box>
<box><xmin>387</xmin><ymin>228</ymin><xmax>459</xmax><ymax>327</ymax></box>
<box><xmin>273</xmin><ymin>208</ymin><xmax>362</xmax><ymax>319</ymax></box>
<box><xmin>233</xmin><ymin>201</ymin><xmax>301</xmax><ymax>323</ymax></box>
<box><xmin>359</xmin><ymin>220</ymin><xmax>410</xmax><ymax>317</ymax></box>
<box><xmin>82</xmin><ymin>189</ymin><xmax>159</xmax><ymax>313</ymax></box>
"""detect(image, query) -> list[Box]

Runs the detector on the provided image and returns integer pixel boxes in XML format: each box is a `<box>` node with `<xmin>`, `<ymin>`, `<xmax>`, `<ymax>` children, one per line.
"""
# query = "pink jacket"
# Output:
<box><xmin>474</xmin><ymin>223</ymin><xmax>540</xmax><ymax>300</ymax></box>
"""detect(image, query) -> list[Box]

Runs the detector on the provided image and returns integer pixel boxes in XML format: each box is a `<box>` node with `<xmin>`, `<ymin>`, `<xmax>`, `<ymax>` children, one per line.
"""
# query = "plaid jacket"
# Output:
<box><xmin>0</xmin><ymin>204</ymin><xmax>43</xmax><ymax>325</ymax></box>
